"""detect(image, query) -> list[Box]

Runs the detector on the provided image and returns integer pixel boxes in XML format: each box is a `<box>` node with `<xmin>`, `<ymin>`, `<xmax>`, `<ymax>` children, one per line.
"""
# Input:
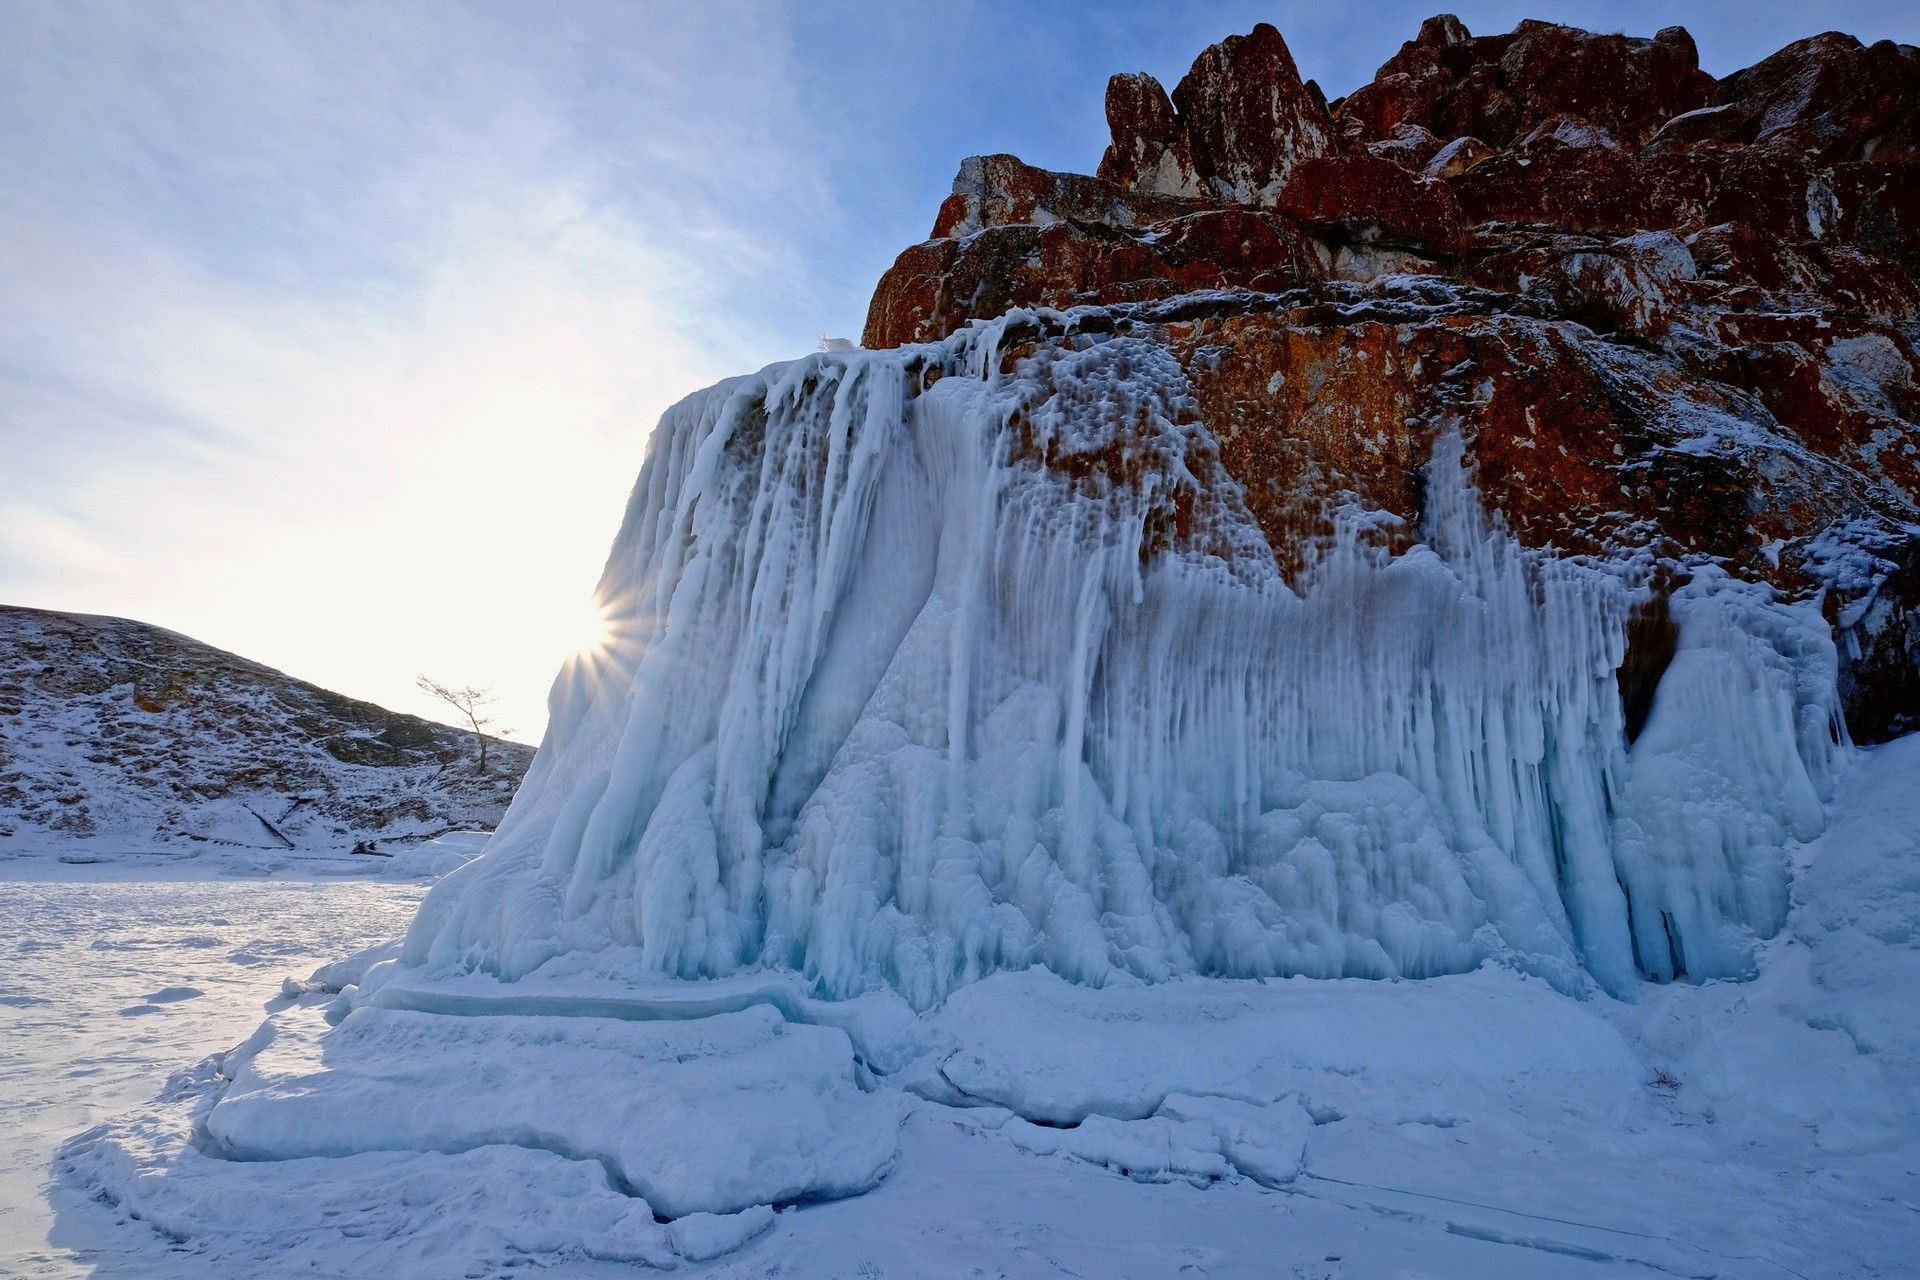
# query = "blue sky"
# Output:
<box><xmin>4</xmin><ymin>1</ymin><xmax>1916</xmax><ymax>740</ymax></box>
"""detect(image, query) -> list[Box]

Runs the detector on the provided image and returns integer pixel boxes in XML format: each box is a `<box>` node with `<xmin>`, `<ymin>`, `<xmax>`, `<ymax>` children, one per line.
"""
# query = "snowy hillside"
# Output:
<box><xmin>0</xmin><ymin>604</ymin><xmax>531</xmax><ymax>858</ymax></box>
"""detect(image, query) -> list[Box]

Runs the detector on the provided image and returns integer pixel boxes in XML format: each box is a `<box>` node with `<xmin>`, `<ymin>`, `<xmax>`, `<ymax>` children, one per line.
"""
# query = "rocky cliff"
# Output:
<box><xmin>866</xmin><ymin>16</ymin><xmax>1920</xmax><ymax>743</ymax></box>
<box><xmin>0</xmin><ymin>604</ymin><xmax>532</xmax><ymax>854</ymax></box>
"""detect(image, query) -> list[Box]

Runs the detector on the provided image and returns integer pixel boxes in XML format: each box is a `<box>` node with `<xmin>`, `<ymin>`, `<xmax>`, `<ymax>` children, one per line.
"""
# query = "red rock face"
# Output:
<box><xmin>1500</xmin><ymin>22</ymin><xmax>1714</xmax><ymax>147</ymax></box>
<box><xmin>861</xmin><ymin>15</ymin><xmax>1920</xmax><ymax>741</ymax></box>
<box><xmin>1695</xmin><ymin>33</ymin><xmax>1920</xmax><ymax>162</ymax></box>
<box><xmin>864</xmin><ymin>209</ymin><xmax>1322</xmax><ymax>355</ymax></box>
<box><xmin>1279</xmin><ymin>154</ymin><xmax>1466</xmax><ymax>254</ymax></box>
<box><xmin>931</xmin><ymin>154</ymin><xmax>1203</xmax><ymax>240</ymax></box>
<box><xmin>1336</xmin><ymin>18</ymin><xmax>1713</xmax><ymax>150</ymax></box>
<box><xmin>1099</xmin><ymin>22</ymin><xmax>1335</xmax><ymax>203</ymax></box>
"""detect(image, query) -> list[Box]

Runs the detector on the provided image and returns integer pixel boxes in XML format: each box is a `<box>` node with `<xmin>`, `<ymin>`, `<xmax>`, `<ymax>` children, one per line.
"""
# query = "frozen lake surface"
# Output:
<box><xmin>0</xmin><ymin>870</ymin><xmax>425</xmax><ymax>1279</ymax></box>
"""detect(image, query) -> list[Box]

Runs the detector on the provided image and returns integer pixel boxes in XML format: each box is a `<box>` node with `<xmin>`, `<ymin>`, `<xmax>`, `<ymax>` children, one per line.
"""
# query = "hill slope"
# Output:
<box><xmin>0</xmin><ymin>604</ymin><xmax>532</xmax><ymax>855</ymax></box>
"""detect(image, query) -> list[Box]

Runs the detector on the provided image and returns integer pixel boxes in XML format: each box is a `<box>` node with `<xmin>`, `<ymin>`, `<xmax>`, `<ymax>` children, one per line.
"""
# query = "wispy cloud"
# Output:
<box><xmin>1</xmin><ymin>1</ymin><xmax>834</xmax><ymax>737</ymax></box>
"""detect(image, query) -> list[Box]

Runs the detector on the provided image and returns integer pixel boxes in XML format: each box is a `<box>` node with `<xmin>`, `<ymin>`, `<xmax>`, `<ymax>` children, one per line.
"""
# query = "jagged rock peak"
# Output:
<box><xmin>1098</xmin><ymin>22</ymin><xmax>1335</xmax><ymax>204</ymax></box>
<box><xmin>1339</xmin><ymin>14</ymin><xmax>1717</xmax><ymax>150</ymax></box>
<box><xmin>916</xmin><ymin>15</ymin><xmax>1916</xmax><ymax>262</ymax></box>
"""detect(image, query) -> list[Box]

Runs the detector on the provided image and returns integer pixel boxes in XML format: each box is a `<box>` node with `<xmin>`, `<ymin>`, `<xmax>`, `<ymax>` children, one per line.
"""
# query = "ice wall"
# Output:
<box><xmin>407</xmin><ymin>317</ymin><xmax>1845</xmax><ymax>1003</ymax></box>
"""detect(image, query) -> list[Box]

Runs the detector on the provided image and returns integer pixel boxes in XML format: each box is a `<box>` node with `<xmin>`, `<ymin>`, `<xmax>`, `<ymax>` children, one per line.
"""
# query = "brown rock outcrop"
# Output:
<box><xmin>861</xmin><ymin>15</ymin><xmax>1920</xmax><ymax>741</ymax></box>
<box><xmin>1278</xmin><ymin>154</ymin><xmax>1466</xmax><ymax>255</ymax></box>
<box><xmin>864</xmin><ymin>208</ymin><xmax>1322</xmax><ymax>356</ymax></box>
<box><xmin>1099</xmin><ymin>23</ymin><xmax>1336</xmax><ymax>202</ymax></box>
<box><xmin>931</xmin><ymin>154</ymin><xmax>1203</xmax><ymax>240</ymax></box>
<box><xmin>1662</xmin><ymin>33</ymin><xmax>1920</xmax><ymax>163</ymax></box>
<box><xmin>1335</xmin><ymin>17</ymin><xmax>1714</xmax><ymax>150</ymax></box>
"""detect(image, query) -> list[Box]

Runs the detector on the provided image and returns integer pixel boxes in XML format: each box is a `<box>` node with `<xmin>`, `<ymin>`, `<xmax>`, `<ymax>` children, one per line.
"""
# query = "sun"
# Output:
<box><xmin>571</xmin><ymin>594</ymin><xmax>617</xmax><ymax>660</ymax></box>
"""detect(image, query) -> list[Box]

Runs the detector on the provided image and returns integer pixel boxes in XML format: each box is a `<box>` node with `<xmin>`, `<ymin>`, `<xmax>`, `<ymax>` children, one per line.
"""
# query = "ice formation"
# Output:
<box><xmin>407</xmin><ymin>314</ymin><xmax>1845</xmax><ymax>1005</ymax></box>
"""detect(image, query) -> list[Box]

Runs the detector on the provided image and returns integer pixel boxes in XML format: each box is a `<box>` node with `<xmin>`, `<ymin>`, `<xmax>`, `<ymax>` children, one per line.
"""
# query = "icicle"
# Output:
<box><xmin>405</xmin><ymin>324</ymin><xmax>1845</xmax><ymax>1006</ymax></box>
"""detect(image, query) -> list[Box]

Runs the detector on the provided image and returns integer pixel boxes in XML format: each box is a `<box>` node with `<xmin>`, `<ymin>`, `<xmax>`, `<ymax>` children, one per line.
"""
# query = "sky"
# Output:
<box><xmin>4</xmin><ymin>1</ymin><xmax>1916</xmax><ymax>744</ymax></box>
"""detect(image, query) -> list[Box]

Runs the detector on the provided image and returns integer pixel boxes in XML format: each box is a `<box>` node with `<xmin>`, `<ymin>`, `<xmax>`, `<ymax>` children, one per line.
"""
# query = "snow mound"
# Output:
<box><xmin>925</xmin><ymin>965</ymin><xmax>1641</xmax><ymax>1126</ymax></box>
<box><xmin>58</xmin><ymin>1047</ymin><xmax>772</xmax><ymax>1273</ymax></box>
<box><xmin>205</xmin><ymin>1002</ymin><xmax>897</xmax><ymax>1217</ymax></box>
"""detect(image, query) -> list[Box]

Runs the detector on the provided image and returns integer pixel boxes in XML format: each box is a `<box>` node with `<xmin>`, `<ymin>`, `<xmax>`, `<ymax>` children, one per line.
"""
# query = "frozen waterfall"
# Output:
<box><xmin>407</xmin><ymin>315</ymin><xmax>1845</xmax><ymax>1004</ymax></box>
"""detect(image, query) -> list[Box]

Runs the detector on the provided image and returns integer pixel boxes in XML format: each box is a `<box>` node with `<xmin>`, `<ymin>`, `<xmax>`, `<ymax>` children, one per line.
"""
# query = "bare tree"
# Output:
<box><xmin>416</xmin><ymin>677</ymin><xmax>504</xmax><ymax>773</ymax></box>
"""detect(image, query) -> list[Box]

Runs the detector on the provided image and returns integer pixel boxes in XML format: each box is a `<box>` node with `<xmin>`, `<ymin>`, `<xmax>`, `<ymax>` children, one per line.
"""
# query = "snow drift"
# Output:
<box><xmin>408</xmin><ymin>316</ymin><xmax>1843</xmax><ymax>1005</ymax></box>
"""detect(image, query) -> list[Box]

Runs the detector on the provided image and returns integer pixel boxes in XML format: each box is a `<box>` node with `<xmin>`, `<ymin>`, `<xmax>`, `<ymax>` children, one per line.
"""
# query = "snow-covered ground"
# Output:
<box><xmin>0</xmin><ymin>867</ymin><xmax>427</xmax><ymax>1279</ymax></box>
<box><xmin>0</xmin><ymin>828</ymin><xmax>495</xmax><ymax>884</ymax></box>
<box><xmin>6</xmin><ymin>739</ymin><xmax>1916</xmax><ymax>1278</ymax></box>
